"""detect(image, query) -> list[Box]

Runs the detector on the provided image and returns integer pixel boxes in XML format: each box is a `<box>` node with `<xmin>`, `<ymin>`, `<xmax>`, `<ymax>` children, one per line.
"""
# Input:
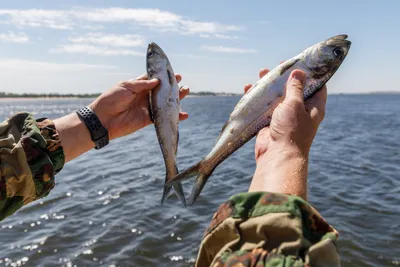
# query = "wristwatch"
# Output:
<box><xmin>76</xmin><ymin>106</ymin><xmax>109</xmax><ymax>150</ymax></box>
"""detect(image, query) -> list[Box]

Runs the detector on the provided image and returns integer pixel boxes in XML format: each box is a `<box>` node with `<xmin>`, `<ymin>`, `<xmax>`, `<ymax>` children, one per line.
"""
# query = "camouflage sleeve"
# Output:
<box><xmin>196</xmin><ymin>192</ymin><xmax>340</xmax><ymax>267</ymax></box>
<box><xmin>0</xmin><ymin>113</ymin><xmax>65</xmax><ymax>221</ymax></box>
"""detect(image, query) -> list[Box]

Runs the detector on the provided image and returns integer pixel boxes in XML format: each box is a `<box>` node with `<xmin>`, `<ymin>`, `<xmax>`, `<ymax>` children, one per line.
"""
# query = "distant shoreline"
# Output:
<box><xmin>0</xmin><ymin>91</ymin><xmax>241</xmax><ymax>99</ymax></box>
<box><xmin>0</xmin><ymin>91</ymin><xmax>399</xmax><ymax>100</ymax></box>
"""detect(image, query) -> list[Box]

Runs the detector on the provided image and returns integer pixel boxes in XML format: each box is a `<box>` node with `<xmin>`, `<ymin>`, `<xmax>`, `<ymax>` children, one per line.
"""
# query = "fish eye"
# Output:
<box><xmin>333</xmin><ymin>47</ymin><xmax>343</xmax><ymax>58</ymax></box>
<box><xmin>147</xmin><ymin>51</ymin><xmax>154</xmax><ymax>57</ymax></box>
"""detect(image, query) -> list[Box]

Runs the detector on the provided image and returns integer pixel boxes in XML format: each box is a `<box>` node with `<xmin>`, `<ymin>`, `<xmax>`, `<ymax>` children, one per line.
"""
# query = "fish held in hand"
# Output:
<box><xmin>166</xmin><ymin>34</ymin><xmax>351</xmax><ymax>206</ymax></box>
<box><xmin>147</xmin><ymin>42</ymin><xmax>186</xmax><ymax>207</ymax></box>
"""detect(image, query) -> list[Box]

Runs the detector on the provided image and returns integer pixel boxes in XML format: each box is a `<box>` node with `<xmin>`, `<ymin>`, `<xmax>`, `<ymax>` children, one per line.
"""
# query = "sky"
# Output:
<box><xmin>0</xmin><ymin>0</ymin><xmax>399</xmax><ymax>94</ymax></box>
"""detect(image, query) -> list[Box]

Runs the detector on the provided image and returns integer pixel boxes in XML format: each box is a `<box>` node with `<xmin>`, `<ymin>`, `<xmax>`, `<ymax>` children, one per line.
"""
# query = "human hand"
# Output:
<box><xmin>245</xmin><ymin>64</ymin><xmax>327</xmax><ymax>199</ymax></box>
<box><xmin>244</xmin><ymin>66</ymin><xmax>327</xmax><ymax>162</ymax></box>
<box><xmin>89</xmin><ymin>74</ymin><xmax>190</xmax><ymax>140</ymax></box>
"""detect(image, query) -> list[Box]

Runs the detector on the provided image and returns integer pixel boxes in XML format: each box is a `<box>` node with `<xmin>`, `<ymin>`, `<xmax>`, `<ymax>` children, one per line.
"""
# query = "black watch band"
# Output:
<box><xmin>76</xmin><ymin>106</ymin><xmax>109</xmax><ymax>150</ymax></box>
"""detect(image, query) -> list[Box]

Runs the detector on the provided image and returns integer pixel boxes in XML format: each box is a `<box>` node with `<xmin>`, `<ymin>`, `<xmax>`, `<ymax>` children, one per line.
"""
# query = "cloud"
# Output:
<box><xmin>200</xmin><ymin>33</ymin><xmax>239</xmax><ymax>40</ymax></box>
<box><xmin>0</xmin><ymin>58</ymin><xmax>116</xmax><ymax>71</ymax></box>
<box><xmin>0</xmin><ymin>31</ymin><xmax>29</xmax><ymax>43</ymax></box>
<box><xmin>173</xmin><ymin>53</ymin><xmax>208</xmax><ymax>59</ymax></box>
<box><xmin>50</xmin><ymin>44</ymin><xmax>143</xmax><ymax>56</ymax></box>
<box><xmin>0</xmin><ymin>8</ymin><xmax>243</xmax><ymax>37</ymax></box>
<box><xmin>68</xmin><ymin>33</ymin><xmax>145</xmax><ymax>47</ymax></box>
<box><xmin>201</xmin><ymin>45</ymin><xmax>258</xmax><ymax>53</ymax></box>
<box><xmin>0</xmin><ymin>9</ymin><xmax>73</xmax><ymax>29</ymax></box>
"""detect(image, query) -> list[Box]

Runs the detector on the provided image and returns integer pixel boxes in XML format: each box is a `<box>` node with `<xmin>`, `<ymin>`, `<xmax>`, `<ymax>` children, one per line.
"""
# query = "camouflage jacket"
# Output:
<box><xmin>0</xmin><ymin>113</ymin><xmax>340</xmax><ymax>266</ymax></box>
<box><xmin>0</xmin><ymin>112</ymin><xmax>64</xmax><ymax>221</ymax></box>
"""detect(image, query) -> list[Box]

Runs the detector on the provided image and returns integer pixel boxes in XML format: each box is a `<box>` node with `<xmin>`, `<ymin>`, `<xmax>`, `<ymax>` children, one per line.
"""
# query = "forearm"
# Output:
<box><xmin>249</xmin><ymin>145</ymin><xmax>309</xmax><ymax>200</ymax></box>
<box><xmin>53</xmin><ymin>113</ymin><xmax>95</xmax><ymax>163</ymax></box>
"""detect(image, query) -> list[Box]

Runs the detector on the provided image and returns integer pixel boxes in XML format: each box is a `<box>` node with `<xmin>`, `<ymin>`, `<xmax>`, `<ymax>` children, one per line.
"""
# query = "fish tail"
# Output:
<box><xmin>161</xmin><ymin>164</ymin><xmax>187</xmax><ymax>207</ymax></box>
<box><xmin>187</xmin><ymin>168</ymin><xmax>213</xmax><ymax>206</ymax></box>
<box><xmin>161</xmin><ymin>180</ymin><xmax>187</xmax><ymax>208</ymax></box>
<box><xmin>165</xmin><ymin>161</ymin><xmax>214</xmax><ymax>207</ymax></box>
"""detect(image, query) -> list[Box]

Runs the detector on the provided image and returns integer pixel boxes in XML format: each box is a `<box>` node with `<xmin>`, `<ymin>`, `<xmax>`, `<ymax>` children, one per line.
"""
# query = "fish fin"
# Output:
<box><xmin>175</xmin><ymin>130</ymin><xmax>179</xmax><ymax>156</ymax></box>
<box><xmin>165</xmin><ymin>161</ymin><xmax>214</xmax><ymax>206</ymax></box>
<box><xmin>215</xmin><ymin>121</ymin><xmax>229</xmax><ymax>142</ymax></box>
<box><xmin>161</xmin><ymin>181</ymin><xmax>187</xmax><ymax>207</ymax></box>
<box><xmin>187</xmin><ymin>168</ymin><xmax>214</xmax><ymax>206</ymax></box>
<box><xmin>148</xmin><ymin>91</ymin><xmax>154</xmax><ymax>123</ymax></box>
<box><xmin>279</xmin><ymin>58</ymin><xmax>301</xmax><ymax>76</ymax></box>
<box><xmin>161</xmin><ymin>164</ymin><xmax>187</xmax><ymax>207</ymax></box>
<box><xmin>167</xmin><ymin>69</ymin><xmax>175</xmax><ymax>85</ymax></box>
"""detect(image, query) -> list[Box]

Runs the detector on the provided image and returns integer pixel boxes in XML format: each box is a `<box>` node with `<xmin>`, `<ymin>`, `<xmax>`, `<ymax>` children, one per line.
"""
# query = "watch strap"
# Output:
<box><xmin>76</xmin><ymin>106</ymin><xmax>109</xmax><ymax>150</ymax></box>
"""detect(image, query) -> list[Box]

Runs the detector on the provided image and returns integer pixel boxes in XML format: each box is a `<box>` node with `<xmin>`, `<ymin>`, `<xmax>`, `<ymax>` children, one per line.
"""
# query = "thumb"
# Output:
<box><xmin>284</xmin><ymin>69</ymin><xmax>306</xmax><ymax>104</ymax></box>
<box><xmin>122</xmin><ymin>78</ymin><xmax>159</xmax><ymax>94</ymax></box>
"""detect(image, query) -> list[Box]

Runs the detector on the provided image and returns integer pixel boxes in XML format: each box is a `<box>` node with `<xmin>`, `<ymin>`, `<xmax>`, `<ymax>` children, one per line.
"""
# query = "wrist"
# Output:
<box><xmin>54</xmin><ymin>113</ymin><xmax>95</xmax><ymax>163</ymax></box>
<box><xmin>88</xmin><ymin>102</ymin><xmax>112</xmax><ymax>139</ymax></box>
<box><xmin>257</xmin><ymin>139</ymin><xmax>310</xmax><ymax>164</ymax></box>
<box><xmin>250</xmin><ymin>143</ymin><xmax>309</xmax><ymax>199</ymax></box>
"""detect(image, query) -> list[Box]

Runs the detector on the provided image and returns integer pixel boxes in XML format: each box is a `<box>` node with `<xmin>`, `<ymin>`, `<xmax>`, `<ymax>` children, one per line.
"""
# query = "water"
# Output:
<box><xmin>0</xmin><ymin>95</ymin><xmax>399</xmax><ymax>266</ymax></box>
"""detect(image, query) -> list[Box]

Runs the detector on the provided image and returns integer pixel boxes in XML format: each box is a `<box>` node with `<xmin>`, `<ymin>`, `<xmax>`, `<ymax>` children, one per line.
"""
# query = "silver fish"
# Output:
<box><xmin>147</xmin><ymin>42</ymin><xmax>186</xmax><ymax>207</ymax></box>
<box><xmin>166</xmin><ymin>34</ymin><xmax>351</xmax><ymax>206</ymax></box>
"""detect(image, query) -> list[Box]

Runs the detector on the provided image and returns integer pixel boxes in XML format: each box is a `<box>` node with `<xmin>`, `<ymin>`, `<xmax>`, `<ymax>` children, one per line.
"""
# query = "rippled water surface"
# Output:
<box><xmin>0</xmin><ymin>95</ymin><xmax>399</xmax><ymax>266</ymax></box>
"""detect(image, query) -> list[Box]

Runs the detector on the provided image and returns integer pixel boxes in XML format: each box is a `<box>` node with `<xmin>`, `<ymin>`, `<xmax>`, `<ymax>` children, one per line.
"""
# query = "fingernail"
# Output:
<box><xmin>150</xmin><ymin>78</ymin><xmax>159</xmax><ymax>82</ymax></box>
<box><xmin>290</xmin><ymin>71</ymin><xmax>305</xmax><ymax>84</ymax></box>
<box><xmin>181</xmin><ymin>86</ymin><xmax>189</xmax><ymax>90</ymax></box>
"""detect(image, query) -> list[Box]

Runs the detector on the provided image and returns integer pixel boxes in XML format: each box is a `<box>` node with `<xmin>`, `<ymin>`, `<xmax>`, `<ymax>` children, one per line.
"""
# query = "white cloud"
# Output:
<box><xmin>68</xmin><ymin>33</ymin><xmax>145</xmax><ymax>47</ymax></box>
<box><xmin>0</xmin><ymin>31</ymin><xmax>29</xmax><ymax>43</ymax></box>
<box><xmin>51</xmin><ymin>44</ymin><xmax>143</xmax><ymax>56</ymax></box>
<box><xmin>200</xmin><ymin>33</ymin><xmax>239</xmax><ymax>40</ymax></box>
<box><xmin>0</xmin><ymin>58</ymin><xmax>116</xmax><ymax>71</ymax></box>
<box><xmin>0</xmin><ymin>8</ymin><xmax>243</xmax><ymax>37</ymax></box>
<box><xmin>173</xmin><ymin>53</ymin><xmax>208</xmax><ymax>59</ymax></box>
<box><xmin>0</xmin><ymin>9</ymin><xmax>73</xmax><ymax>29</ymax></box>
<box><xmin>201</xmin><ymin>45</ymin><xmax>258</xmax><ymax>53</ymax></box>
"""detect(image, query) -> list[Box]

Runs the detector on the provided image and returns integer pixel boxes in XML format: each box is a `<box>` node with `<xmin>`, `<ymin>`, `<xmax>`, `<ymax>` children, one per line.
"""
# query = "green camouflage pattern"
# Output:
<box><xmin>0</xmin><ymin>113</ymin><xmax>64</xmax><ymax>221</ymax></box>
<box><xmin>196</xmin><ymin>192</ymin><xmax>340</xmax><ymax>267</ymax></box>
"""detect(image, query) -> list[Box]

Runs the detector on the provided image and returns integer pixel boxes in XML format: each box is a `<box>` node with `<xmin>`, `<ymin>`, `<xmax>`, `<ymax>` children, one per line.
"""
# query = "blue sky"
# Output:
<box><xmin>0</xmin><ymin>0</ymin><xmax>399</xmax><ymax>94</ymax></box>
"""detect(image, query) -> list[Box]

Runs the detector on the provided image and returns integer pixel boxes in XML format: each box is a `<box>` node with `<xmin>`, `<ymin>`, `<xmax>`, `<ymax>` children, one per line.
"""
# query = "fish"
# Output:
<box><xmin>147</xmin><ymin>42</ymin><xmax>186</xmax><ymax>207</ymax></box>
<box><xmin>165</xmin><ymin>34</ymin><xmax>351</xmax><ymax>206</ymax></box>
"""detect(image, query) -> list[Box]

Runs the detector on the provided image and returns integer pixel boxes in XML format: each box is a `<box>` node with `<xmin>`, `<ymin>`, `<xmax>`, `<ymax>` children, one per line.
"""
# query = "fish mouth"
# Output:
<box><xmin>328</xmin><ymin>34</ymin><xmax>351</xmax><ymax>48</ymax></box>
<box><xmin>147</xmin><ymin>42</ymin><xmax>166</xmax><ymax>56</ymax></box>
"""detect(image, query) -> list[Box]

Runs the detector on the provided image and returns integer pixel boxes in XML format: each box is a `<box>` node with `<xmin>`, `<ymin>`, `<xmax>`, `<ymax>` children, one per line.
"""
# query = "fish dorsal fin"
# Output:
<box><xmin>148</xmin><ymin>90</ymin><xmax>155</xmax><ymax>123</ymax></box>
<box><xmin>175</xmin><ymin>130</ymin><xmax>179</xmax><ymax>156</ymax></box>
<box><xmin>215</xmin><ymin>120</ymin><xmax>229</xmax><ymax>143</ymax></box>
<box><xmin>279</xmin><ymin>58</ymin><xmax>301</xmax><ymax>76</ymax></box>
<box><xmin>167</xmin><ymin>69</ymin><xmax>175</xmax><ymax>85</ymax></box>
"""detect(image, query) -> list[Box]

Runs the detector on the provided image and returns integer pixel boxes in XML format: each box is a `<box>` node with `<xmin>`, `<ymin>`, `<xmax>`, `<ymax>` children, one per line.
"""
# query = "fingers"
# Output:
<box><xmin>121</xmin><ymin>79</ymin><xmax>159</xmax><ymax>94</ymax></box>
<box><xmin>305</xmin><ymin>85</ymin><xmax>327</xmax><ymax>123</ymax></box>
<box><xmin>134</xmin><ymin>74</ymin><xmax>148</xmax><ymax>80</ymax></box>
<box><xmin>175</xmin><ymin>73</ymin><xmax>182</xmax><ymax>83</ymax></box>
<box><xmin>244</xmin><ymin>84</ymin><xmax>252</xmax><ymax>94</ymax></box>
<box><xmin>284</xmin><ymin>69</ymin><xmax>306</xmax><ymax>104</ymax></box>
<box><xmin>131</xmin><ymin>73</ymin><xmax>182</xmax><ymax>83</ymax></box>
<box><xmin>244</xmin><ymin>68</ymin><xmax>270</xmax><ymax>94</ymax></box>
<box><xmin>179</xmin><ymin>86</ymin><xmax>190</xmax><ymax>100</ymax></box>
<box><xmin>259</xmin><ymin>68</ymin><xmax>269</xmax><ymax>78</ymax></box>
<box><xmin>179</xmin><ymin>112</ymin><xmax>189</xmax><ymax>121</ymax></box>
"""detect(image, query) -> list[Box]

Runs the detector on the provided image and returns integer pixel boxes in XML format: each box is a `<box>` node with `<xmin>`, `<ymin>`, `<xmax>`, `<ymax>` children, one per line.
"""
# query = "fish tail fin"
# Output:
<box><xmin>165</xmin><ymin>161</ymin><xmax>214</xmax><ymax>207</ymax></box>
<box><xmin>161</xmin><ymin>165</ymin><xmax>187</xmax><ymax>207</ymax></box>
<box><xmin>187</xmin><ymin>168</ymin><xmax>214</xmax><ymax>206</ymax></box>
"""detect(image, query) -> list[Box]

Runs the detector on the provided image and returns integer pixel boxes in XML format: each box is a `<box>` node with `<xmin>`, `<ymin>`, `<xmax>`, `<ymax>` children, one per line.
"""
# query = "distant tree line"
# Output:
<box><xmin>0</xmin><ymin>91</ymin><xmax>240</xmax><ymax>98</ymax></box>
